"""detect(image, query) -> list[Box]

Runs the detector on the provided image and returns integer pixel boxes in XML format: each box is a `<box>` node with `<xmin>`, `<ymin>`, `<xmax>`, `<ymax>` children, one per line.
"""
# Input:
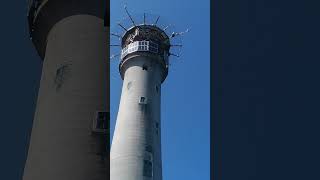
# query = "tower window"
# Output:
<box><xmin>142</xmin><ymin>64</ymin><xmax>148</xmax><ymax>71</ymax></box>
<box><xmin>92</xmin><ymin>111</ymin><xmax>109</xmax><ymax>134</ymax></box>
<box><xmin>54</xmin><ymin>63</ymin><xmax>71</xmax><ymax>91</ymax></box>
<box><xmin>139</xmin><ymin>96</ymin><xmax>147</xmax><ymax>104</ymax></box>
<box><xmin>155</xmin><ymin>85</ymin><xmax>159</xmax><ymax>93</ymax></box>
<box><xmin>143</xmin><ymin>160</ymin><xmax>153</xmax><ymax>177</ymax></box>
<box><xmin>127</xmin><ymin>81</ymin><xmax>132</xmax><ymax>90</ymax></box>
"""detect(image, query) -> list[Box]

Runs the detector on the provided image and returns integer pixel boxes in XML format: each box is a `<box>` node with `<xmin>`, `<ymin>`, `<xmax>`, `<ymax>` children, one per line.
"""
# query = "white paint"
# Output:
<box><xmin>111</xmin><ymin>54</ymin><xmax>167</xmax><ymax>180</ymax></box>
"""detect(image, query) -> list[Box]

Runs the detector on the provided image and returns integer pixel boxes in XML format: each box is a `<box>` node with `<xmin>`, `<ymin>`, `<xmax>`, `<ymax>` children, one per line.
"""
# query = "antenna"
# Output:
<box><xmin>153</xmin><ymin>16</ymin><xmax>160</xmax><ymax>26</ymax></box>
<box><xmin>110</xmin><ymin>54</ymin><xmax>120</xmax><ymax>59</ymax></box>
<box><xmin>169</xmin><ymin>52</ymin><xmax>181</xmax><ymax>58</ymax></box>
<box><xmin>163</xmin><ymin>24</ymin><xmax>171</xmax><ymax>31</ymax></box>
<box><xmin>111</xmin><ymin>33</ymin><xmax>122</xmax><ymax>39</ymax></box>
<box><xmin>170</xmin><ymin>28</ymin><xmax>190</xmax><ymax>38</ymax></box>
<box><xmin>117</xmin><ymin>22</ymin><xmax>127</xmax><ymax>32</ymax></box>
<box><xmin>110</xmin><ymin>8</ymin><xmax>188</xmax><ymax>64</ymax></box>
<box><xmin>170</xmin><ymin>44</ymin><xmax>183</xmax><ymax>47</ymax></box>
<box><xmin>124</xmin><ymin>5</ymin><xmax>136</xmax><ymax>26</ymax></box>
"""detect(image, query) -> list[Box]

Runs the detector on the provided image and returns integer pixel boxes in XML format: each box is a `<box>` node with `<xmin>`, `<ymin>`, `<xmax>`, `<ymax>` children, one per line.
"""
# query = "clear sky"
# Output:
<box><xmin>110</xmin><ymin>0</ymin><xmax>210</xmax><ymax>180</ymax></box>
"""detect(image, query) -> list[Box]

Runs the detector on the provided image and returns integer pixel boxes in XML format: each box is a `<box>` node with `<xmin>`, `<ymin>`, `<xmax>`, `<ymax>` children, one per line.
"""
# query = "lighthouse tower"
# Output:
<box><xmin>23</xmin><ymin>1</ymin><xmax>109</xmax><ymax>180</ymax></box>
<box><xmin>110</xmin><ymin>11</ymin><xmax>179</xmax><ymax>180</ymax></box>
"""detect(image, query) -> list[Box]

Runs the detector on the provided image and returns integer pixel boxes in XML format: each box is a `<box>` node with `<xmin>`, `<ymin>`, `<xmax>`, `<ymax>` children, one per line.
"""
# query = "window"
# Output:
<box><xmin>127</xmin><ymin>81</ymin><xmax>132</xmax><ymax>90</ymax></box>
<box><xmin>92</xmin><ymin>111</ymin><xmax>109</xmax><ymax>134</ymax></box>
<box><xmin>143</xmin><ymin>160</ymin><xmax>153</xmax><ymax>177</ymax></box>
<box><xmin>120</xmin><ymin>41</ymin><xmax>159</xmax><ymax>59</ymax></box>
<box><xmin>142</xmin><ymin>64</ymin><xmax>148</xmax><ymax>71</ymax></box>
<box><xmin>155</xmin><ymin>85</ymin><xmax>159</xmax><ymax>93</ymax></box>
<box><xmin>139</xmin><ymin>96</ymin><xmax>147</xmax><ymax>104</ymax></box>
<box><xmin>139</xmin><ymin>96</ymin><xmax>148</xmax><ymax>105</ymax></box>
<box><xmin>54</xmin><ymin>63</ymin><xmax>71</xmax><ymax>91</ymax></box>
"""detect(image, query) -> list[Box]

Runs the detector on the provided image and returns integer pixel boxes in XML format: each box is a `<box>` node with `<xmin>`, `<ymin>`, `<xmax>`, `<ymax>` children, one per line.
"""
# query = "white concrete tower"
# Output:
<box><xmin>110</xmin><ymin>15</ymin><xmax>172</xmax><ymax>180</ymax></box>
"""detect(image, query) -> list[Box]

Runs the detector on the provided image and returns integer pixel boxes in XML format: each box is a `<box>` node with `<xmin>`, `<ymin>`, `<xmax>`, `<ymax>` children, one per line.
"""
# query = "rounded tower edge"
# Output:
<box><xmin>119</xmin><ymin>53</ymin><xmax>169</xmax><ymax>83</ymax></box>
<box><xmin>118</xmin><ymin>24</ymin><xmax>171</xmax><ymax>83</ymax></box>
<box><xmin>28</xmin><ymin>0</ymin><xmax>108</xmax><ymax>59</ymax></box>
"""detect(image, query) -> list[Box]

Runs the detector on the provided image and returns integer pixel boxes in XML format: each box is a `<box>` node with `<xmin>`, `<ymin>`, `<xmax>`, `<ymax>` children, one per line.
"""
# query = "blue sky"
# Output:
<box><xmin>110</xmin><ymin>0</ymin><xmax>210</xmax><ymax>179</ymax></box>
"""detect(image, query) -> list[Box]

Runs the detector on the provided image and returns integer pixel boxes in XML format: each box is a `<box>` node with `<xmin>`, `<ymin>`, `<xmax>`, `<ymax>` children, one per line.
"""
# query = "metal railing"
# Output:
<box><xmin>121</xmin><ymin>40</ymin><xmax>159</xmax><ymax>59</ymax></box>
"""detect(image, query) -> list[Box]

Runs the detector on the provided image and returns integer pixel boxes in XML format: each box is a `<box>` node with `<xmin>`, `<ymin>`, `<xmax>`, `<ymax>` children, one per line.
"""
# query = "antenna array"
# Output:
<box><xmin>110</xmin><ymin>6</ymin><xmax>188</xmax><ymax>63</ymax></box>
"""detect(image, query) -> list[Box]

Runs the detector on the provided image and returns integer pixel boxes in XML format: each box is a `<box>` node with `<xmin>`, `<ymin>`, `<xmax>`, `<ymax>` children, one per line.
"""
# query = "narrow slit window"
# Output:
<box><xmin>143</xmin><ymin>160</ymin><xmax>153</xmax><ymax>177</ymax></box>
<box><xmin>127</xmin><ymin>81</ymin><xmax>132</xmax><ymax>90</ymax></box>
<box><xmin>92</xmin><ymin>111</ymin><xmax>109</xmax><ymax>134</ymax></box>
